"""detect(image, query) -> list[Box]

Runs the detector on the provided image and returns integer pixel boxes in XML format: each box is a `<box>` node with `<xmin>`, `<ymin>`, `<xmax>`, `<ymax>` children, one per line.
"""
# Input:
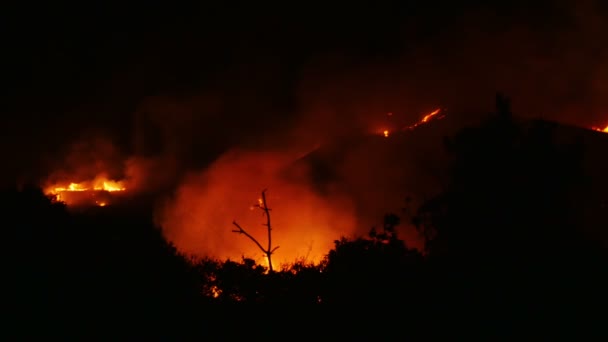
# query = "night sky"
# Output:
<box><xmin>2</xmin><ymin>1</ymin><xmax>607</xmax><ymax>185</ymax></box>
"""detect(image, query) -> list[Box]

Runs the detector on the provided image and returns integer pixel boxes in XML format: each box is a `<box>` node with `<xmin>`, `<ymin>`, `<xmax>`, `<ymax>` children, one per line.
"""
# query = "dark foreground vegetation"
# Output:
<box><xmin>3</xmin><ymin>101</ymin><xmax>608</xmax><ymax>339</ymax></box>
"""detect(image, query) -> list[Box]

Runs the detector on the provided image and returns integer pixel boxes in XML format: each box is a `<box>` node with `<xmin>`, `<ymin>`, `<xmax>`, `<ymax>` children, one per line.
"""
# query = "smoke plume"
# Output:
<box><xmin>155</xmin><ymin>149</ymin><xmax>357</xmax><ymax>265</ymax></box>
<box><xmin>31</xmin><ymin>0</ymin><xmax>608</xmax><ymax>262</ymax></box>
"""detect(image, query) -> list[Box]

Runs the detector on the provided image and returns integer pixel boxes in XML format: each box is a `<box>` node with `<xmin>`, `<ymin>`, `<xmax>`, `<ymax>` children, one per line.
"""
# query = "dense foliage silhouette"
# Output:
<box><xmin>2</xmin><ymin>186</ymin><xmax>206</xmax><ymax>338</ymax></box>
<box><xmin>414</xmin><ymin>100</ymin><xmax>608</xmax><ymax>334</ymax></box>
<box><xmin>3</xmin><ymin>99</ymin><xmax>608</xmax><ymax>338</ymax></box>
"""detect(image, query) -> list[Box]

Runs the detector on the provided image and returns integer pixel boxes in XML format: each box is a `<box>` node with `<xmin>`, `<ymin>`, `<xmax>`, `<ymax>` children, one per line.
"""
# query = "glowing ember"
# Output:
<box><xmin>593</xmin><ymin>125</ymin><xmax>608</xmax><ymax>133</ymax></box>
<box><xmin>404</xmin><ymin>108</ymin><xmax>444</xmax><ymax>130</ymax></box>
<box><xmin>210</xmin><ymin>285</ymin><xmax>221</xmax><ymax>298</ymax></box>
<box><xmin>383</xmin><ymin>130</ymin><xmax>389</xmax><ymax>138</ymax></box>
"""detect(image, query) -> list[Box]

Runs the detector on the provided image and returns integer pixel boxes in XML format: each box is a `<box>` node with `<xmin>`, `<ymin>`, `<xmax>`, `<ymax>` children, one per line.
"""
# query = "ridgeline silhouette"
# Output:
<box><xmin>3</xmin><ymin>96</ymin><xmax>607</xmax><ymax>338</ymax></box>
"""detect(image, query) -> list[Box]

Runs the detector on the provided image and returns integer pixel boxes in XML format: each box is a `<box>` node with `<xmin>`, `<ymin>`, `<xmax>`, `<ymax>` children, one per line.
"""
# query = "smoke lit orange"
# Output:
<box><xmin>157</xmin><ymin>150</ymin><xmax>357</xmax><ymax>267</ymax></box>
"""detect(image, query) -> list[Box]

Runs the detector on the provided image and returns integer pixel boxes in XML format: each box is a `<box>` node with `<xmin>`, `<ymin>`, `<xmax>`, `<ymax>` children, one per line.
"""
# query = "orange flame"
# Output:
<box><xmin>376</xmin><ymin>108</ymin><xmax>444</xmax><ymax>137</ymax></box>
<box><xmin>404</xmin><ymin>108</ymin><xmax>444</xmax><ymax>130</ymax></box>
<box><xmin>420</xmin><ymin>108</ymin><xmax>442</xmax><ymax>123</ymax></box>
<box><xmin>593</xmin><ymin>125</ymin><xmax>608</xmax><ymax>133</ymax></box>
<box><xmin>44</xmin><ymin>175</ymin><xmax>127</xmax><ymax>207</ymax></box>
<box><xmin>47</xmin><ymin>178</ymin><xmax>126</xmax><ymax>195</ymax></box>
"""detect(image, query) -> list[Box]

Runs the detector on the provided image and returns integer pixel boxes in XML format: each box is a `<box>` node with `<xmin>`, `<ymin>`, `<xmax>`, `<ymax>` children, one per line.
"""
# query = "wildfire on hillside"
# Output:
<box><xmin>44</xmin><ymin>175</ymin><xmax>127</xmax><ymax>207</ymax></box>
<box><xmin>404</xmin><ymin>108</ymin><xmax>444</xmax><ymax>131</ymax></box>
<box><xmin>377</xmin><ymin>108</ymin><xmax>444</xmax><ymax>137</ymax></box>
<box><xmin>159</xmin><ymin>106</ymin><xmax>452</xmax><ymax>267</ymax></box>
<box><xmin>38</xmin><ymin>101</ymin><xmax>605</xmax><ymax>271</ymax></box>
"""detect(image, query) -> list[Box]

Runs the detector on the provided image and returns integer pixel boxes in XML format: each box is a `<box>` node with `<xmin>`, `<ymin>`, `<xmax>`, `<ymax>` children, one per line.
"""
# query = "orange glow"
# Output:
<box><xmin>593</xmin><ymin>125</ymin><xmax>608</xmax><ymax>133</ymax></box>
<box><xmin>47</xmin><ymin>178</ymin><xmax>126</xmax><ymax>195</ymax></box>
<box><xmin>44</xmin><ymin>174</ymin><xmax>127</xmax><ymax>207</ymax></box>
<box><xmin>374</xmin><ymin>108</ymin><xmax>444</xmax><ymax>137</ymax></box>
<box><xmin>156</xmin><ymin>150</ymin><xmax>357</xmax><ymax>267</ymax></box>
<box><xmin>210</xmin><ymin>285</ymin><xmax>221</xmax><ymax>298</ymax></box>
<box><xmin>420</xmin><ymin>108</ymin><xmax>441</xmax><ymax>123</ymax></box>
<box><xmin>96</xmin><ymin>181</ymin><xmax>126</xmax><ymax>192</ymax></box>
<box><xmin>404</xmin><ymin>108</ymin><xmax>444</xmax><ymax>130</ymax></box>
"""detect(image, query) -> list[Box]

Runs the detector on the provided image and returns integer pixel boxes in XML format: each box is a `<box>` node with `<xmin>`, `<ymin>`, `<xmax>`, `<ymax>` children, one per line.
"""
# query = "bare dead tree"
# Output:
<box><xmin>232</xmin><ymin>189</ymin><xmax>279</xmax><ymax>272</ymax></box>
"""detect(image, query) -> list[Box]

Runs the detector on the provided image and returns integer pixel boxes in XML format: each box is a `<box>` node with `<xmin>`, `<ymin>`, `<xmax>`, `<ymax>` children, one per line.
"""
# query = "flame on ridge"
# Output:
<box><xmin>404</xmin><ymin>108</ymin><xmax>444</xmax><ymax>130</ymax></box>
<box><xmin>377</xmin><ymin>108</ymin><xmax>444</xmax><ymax>137</ymax></box>
<box><xmin>50</xmin><ymin>180</ymin><xmax>126</xmax><ymax>193</ymax></box>
<box><xmin>44</xmin><ymin>175</ymin><xmax>127</xmax><ymax>207</ymax></box>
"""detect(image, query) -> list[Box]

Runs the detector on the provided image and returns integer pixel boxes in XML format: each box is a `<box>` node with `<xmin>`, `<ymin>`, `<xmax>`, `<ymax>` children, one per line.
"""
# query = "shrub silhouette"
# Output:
<box><xmin>1</xmin><ymin>185</ymin><xmax>207</xmax><ymax>338</ymax></box>
<box><xmin>322</xmin><ymin>214</ymin><xmax>425</xmax><ymax>307</ymax></box>
<box><xmin>413</xmin><ymin>98</ymin><xmax>608</xmax><ymax>332</ymax></box>
<box><xmin>4</xmin><ymin>96</ymin><xmax>608</xmax><ymax>338</ymax></box>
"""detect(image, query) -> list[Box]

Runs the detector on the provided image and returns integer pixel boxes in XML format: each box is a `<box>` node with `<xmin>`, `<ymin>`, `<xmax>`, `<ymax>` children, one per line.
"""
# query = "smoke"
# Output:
<box><xmin>42</xmin><ymin>135</ymin><xmax>126</xmax><ymax>187</ymax></box>
<box><xmin>131</xmin><ymin>1</ymin><xmax>608</xmax><ymax>263</ymax></box>
<box><xmin>32</xmin><ymin>0</ymin><xmax>608</xmax><ymax>262</ymax></box>
<box><xmin>292</xmin><ymin>1</ymin><xmax>608</xmax><ymax>131</ymax></box>
<box><xmin>155</xmin><ymin>148</ymin><xmax>357</xmax><ymax>265</ymax></box>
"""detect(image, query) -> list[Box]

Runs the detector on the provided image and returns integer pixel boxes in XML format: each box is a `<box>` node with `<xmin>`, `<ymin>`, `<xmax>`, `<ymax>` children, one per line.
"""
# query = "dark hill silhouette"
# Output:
<box><xmin>281</xmin><ymin>106</ymin><xmax>608</xmax><ymax>248</ymax></box>
<box><xmin>3</xmin><ymin>97</ymin><xmax>608</xmax><ymax>338</ymax></box>
<box><xmin>280</xmin><ymin>112</ymin><xmax>460</xmax><ymax>245</ymax></box>
<box><xmin>1</xmin><ymin>186</ymin><xmax>209</xmax><ymax>338</ymax></box>
<box><xmin>412</xmin><ymin>105</ymin><xmax>608</xmax><ymax>335</ymax></box>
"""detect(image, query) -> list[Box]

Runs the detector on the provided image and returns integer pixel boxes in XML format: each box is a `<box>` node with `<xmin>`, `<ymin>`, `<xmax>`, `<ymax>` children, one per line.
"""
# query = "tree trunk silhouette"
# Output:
<box><xmin>232</xmin><ymin>189</ymin><xmax>279</xmax><ymax>272</ymax></box>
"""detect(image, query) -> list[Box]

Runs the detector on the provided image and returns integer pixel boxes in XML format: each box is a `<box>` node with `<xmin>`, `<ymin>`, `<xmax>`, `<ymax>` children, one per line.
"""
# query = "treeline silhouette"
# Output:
<box><xmin>3</xmin><ymin>100</ymin><xmax>607</xmax><ymax>338</ymax></box>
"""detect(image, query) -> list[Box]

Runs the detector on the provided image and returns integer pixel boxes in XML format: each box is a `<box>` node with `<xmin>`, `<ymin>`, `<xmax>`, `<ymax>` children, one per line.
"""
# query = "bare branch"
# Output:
<box><xmin>230</xmin><ymin>189</ymin><xmax>278</xmax><ymax>272</ymax></box>
<box><xmin>232</xmin><ymin>221</ymin><xmax>267</xmax><ymax>255</ymax></box>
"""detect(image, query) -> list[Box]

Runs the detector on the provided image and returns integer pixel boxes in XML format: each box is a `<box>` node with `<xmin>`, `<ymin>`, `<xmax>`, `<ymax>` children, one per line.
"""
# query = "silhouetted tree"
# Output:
<box><xmin>231</xmin><ymin>189</ymin><xmax>279</xmax><ymax>272</ymax></box>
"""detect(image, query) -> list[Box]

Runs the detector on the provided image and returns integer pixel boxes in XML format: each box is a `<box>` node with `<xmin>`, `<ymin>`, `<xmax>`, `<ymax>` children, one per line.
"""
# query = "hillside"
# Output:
<box><xmin>281</xmin><ymin>112</ymin><xmax>608</xmax><ymax>247</ymax></box>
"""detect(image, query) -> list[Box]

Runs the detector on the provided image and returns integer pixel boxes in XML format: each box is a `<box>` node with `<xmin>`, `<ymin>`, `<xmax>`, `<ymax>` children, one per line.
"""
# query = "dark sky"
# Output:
<box><xmin>1</xmin><ymin>1</ymin><xmax>607</xmax><ymax>185</ymax></box>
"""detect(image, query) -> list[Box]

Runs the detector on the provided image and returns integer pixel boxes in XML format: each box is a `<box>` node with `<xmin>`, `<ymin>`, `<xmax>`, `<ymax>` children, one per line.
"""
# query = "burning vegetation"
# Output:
<box><xmin>404</xmin><ymin>108</ymin><xmax>445</xmax><ymax>131</ymax></box>
<box><xmin>5</xmin><ymin>0</ymin><xmax>608</xmax><ymax>336</ymax></box>
<box><xmin>44</xmin><ymin>175</ymin><xmax>127</xmax><ymax>207</ymax></box>
<box><xmin>37</xmin><ymin>103</ymin><xmax>606</xmax><ymax>271</ymax></box>
<box><xmin>12</xmin><ymin>103</ymin><xmax>608</xmax><ymax>338</ymax></box>
<box><xmin>376</xmin><ymin>108</ymin><xmax>445</xmax><ymax>138</ymax></box>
